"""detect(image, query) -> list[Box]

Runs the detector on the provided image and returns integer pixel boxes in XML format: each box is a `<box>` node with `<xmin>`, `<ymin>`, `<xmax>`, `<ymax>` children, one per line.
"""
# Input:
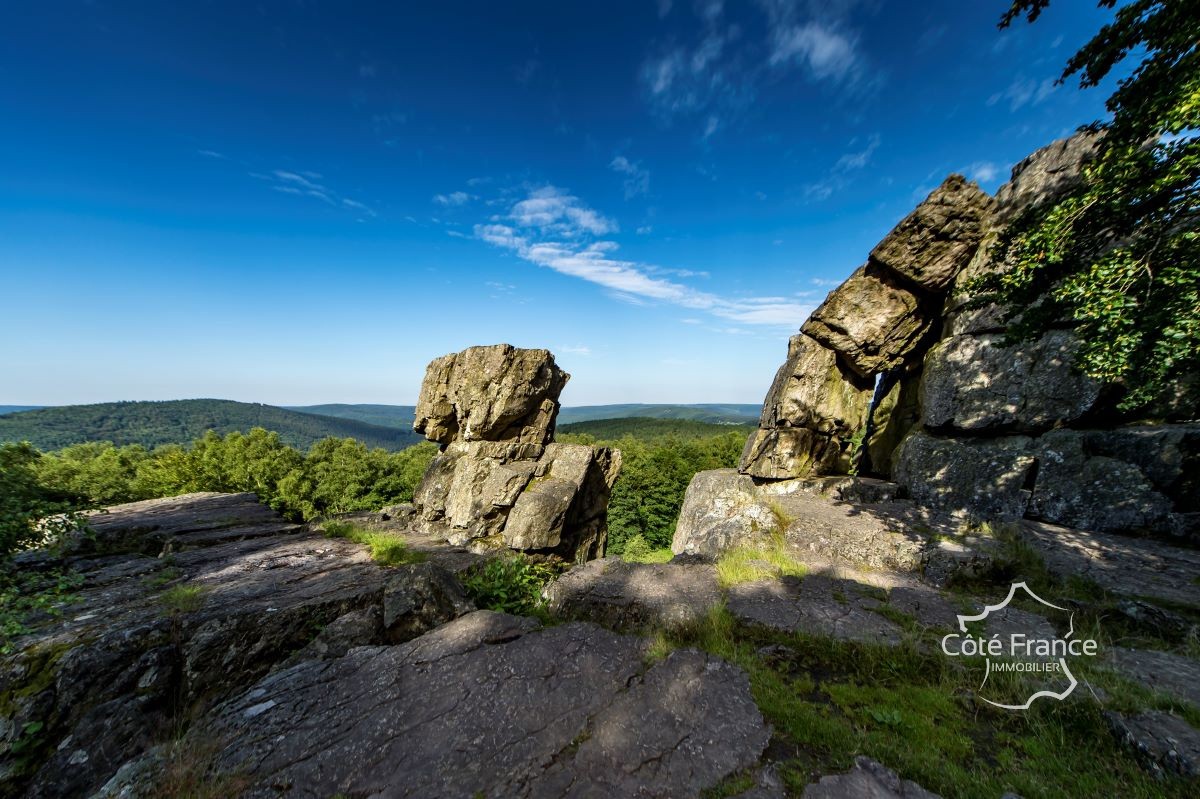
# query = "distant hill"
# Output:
<box><xmin>286</xmin><ymin>403</ymin><xmax>416</xmax><ymax>429</ymax></box>
<box><xmin>0</xmin><ymin>400</ymin><xmax>423</xmax><ymax>452</ymax></box>
<box><xmin>285</xmin><ymin>403</ymin><xmax>761</xmax><ymax>429</ymax></box>
<box><xmin>0</xmin><ymin>406</ymin><xmax>42</xmax><ymax>415</ymax></box>
<box><xmin>556</xmin><ymin>404</ymin><xmax>760</xmax><ymax>425</ymax></box>
<box><xmin>558</xmin><ymin>417</ymin><xmax>756</xmax><ymax>441</ymax></box>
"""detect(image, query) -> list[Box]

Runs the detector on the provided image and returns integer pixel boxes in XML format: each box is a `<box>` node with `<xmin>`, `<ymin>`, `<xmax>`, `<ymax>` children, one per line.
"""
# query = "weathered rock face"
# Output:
<box><xmin>994</xmin><ymin>131</ymin><xmax>1101</xmax><ymax>223</ymax></box>
<box><xmin>411</xmin><ymin>344</ymin><xmax>621</xmax><ymax>561</ymax></box>
<box><xmin>892</xmin><ymin>431</ymin><xmax>1036</xmax><ymax>521</ymax></box>
<box><xmin>0</xmin><ymin>493</ymin><xmax>482</xmax><ymax>798</ymax></box>
<box><xmin>413</xmin><ymin>344</ymin><xmax>569</xmax><ymax>445</ymax></box>
<box><xmin>192</xmin><ymin>611</ymin><xmax>771</xmax><ymax>798</ymax></box>
<box><xmin>741</xmin><ymin>176</ymin><xmax>992</xmax><ymax>481</ymax></box>
<box><xmin>920</xmin><ymin>330</ymin><xmax>1102</xmax><ymax>433</ymax></box>
<box><xmin>870</xmin><ymin>174</ymin><xmax>996</xmax><ymax>292</ymax></box>
<box><xmin>801</xmin><ymin>262</ymin><xmax>935</xmax><ymax>378</ymax></box>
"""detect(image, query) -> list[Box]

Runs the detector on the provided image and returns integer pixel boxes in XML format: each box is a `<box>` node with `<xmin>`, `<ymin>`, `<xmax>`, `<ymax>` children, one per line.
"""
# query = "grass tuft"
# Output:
<box><xmin>322</xmin><ymin>521</ymin><xmax>426</xmax><ymax>567</ymax></box>
<box><xmin>716</xmin><ymin>537</ymin><xmax>807</xmax><ymax>588</ymax></box>
<box><xmin>159</xmin><ymin>584</ymin><xmax>207</xmax><ymax>615</ymax></box>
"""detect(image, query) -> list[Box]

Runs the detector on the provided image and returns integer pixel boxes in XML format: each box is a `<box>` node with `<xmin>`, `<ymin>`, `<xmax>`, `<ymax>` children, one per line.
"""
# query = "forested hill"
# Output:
<box><xmin>286</xmin><ymin>403</ymin><xmax>416</xmax><ymax>429</ymax></box>
<box><xmin>556</xmin><ymin>403</ymin><xmax>759</xmax><ymax>425</ymax></box>
<box><xmin>0</xmin><ymin>400</ymin><xmax>422</xmax><ymax>451</ymax></box>
<box><xmin>558</xmin><ymin>417</ymin><xmax>756</xmax><ymax>441</ymax></box>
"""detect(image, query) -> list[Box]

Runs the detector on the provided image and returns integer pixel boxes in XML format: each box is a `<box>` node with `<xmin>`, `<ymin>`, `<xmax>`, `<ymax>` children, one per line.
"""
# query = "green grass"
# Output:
<box><xmin>645</xmin><ymin>606</ymin><xmax>1196</xmax><ymax>798</ymax></box>
<box><xmin>159</xmin><ymin>584</ymin><xmax>207</xmax><ymax>614</ymax></box>
<box><xmin>461</xmin><ymin>555</ymin><xmax>563</xmax><ymax>620</ymax></box>
<box><xmin>322</xmin><ymin>521</ymin><xmax>426</xmax><ymax>566</ymax></box>
<box><xmin>715</xmin><ymin>537</ymin><xmax>808</xmax><ymax>588</ymax></box>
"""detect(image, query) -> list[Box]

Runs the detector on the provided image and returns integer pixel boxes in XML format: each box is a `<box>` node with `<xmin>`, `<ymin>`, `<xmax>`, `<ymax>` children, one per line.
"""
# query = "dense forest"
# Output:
<box><xmin>0</xmin><ymin>400</ymin><xmax>423</xmax><ymax>452</ymax></box>
<box><xmin>286</xmin><ymin>403</ymin><xmax>417</xmax><ymax>429</ymax></box>
<box><xmin>559</xmin><ymin>418</ymin><xmax>748</xmax><ymax>555</ymax></box>
<box><xmin>1</xmin><ymin>417</ymin><xmax>749</xmax><ymax>559</ymax></box>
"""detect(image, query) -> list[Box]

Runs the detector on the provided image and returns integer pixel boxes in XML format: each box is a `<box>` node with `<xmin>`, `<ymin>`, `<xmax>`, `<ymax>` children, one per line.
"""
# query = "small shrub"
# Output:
<box><xmin>461</xmin><ymin>556</ymin><xmax>561</xmax><ymax>618</ymax></box>
<box><xmin>620</xmin><ymin>534</ymin><xmax>674</xmax><ymax>564</ymax></box>
<box><xmin>0</xmin><ymin>567</ymin><xmax>84</xmax><ymax>653</ymax></box>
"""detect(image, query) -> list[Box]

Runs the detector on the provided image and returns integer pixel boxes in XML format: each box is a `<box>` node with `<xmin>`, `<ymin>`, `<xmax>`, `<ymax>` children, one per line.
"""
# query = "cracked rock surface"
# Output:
<box><xmin>198</xmin><ymin>611</ymin><xmax>770</xmax><ymax>798</ymax></box>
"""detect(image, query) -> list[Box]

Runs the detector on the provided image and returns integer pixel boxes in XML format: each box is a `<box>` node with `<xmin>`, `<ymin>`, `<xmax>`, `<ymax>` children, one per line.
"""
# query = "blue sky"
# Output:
<box><xmin>1</xmin><ymin>1</ymin><xmax>1117</xmax><ymax>406</ymax></box>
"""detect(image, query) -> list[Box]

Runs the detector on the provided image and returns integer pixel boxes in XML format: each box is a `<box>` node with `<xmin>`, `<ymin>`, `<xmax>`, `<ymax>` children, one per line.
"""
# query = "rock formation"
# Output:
<box><xmin>410</xmin><ymin>344</ymin><xmax>621</xmax><ymax>561</ymax></box>
<box><xmin>730</xmin><ymin>131</ymin><xmax>1198</xmax><ymax>539</ymax></box>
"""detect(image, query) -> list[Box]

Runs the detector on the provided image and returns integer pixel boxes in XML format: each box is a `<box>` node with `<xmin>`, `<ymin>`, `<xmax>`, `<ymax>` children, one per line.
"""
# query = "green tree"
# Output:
<box><xmin>0</xmin><ymin>443</ymin><xmax>83</xmax><ymax>555</ymax></box>
<box><xmin>973</xmin><ymin>0</ymin><xmax>1199</xmax><ymax>410</ymax></box>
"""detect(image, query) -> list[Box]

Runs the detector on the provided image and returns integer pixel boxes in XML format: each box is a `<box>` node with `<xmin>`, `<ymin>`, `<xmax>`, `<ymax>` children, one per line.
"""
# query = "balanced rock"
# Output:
<box><xmin>802</xmin><ymin>262</ymin><xmax>935</xmax><ymax>378</ymax></box>
<box><xmin>414</xmin><ymin>343</ymin><xmax>568</xmax><ymax>445</ymax></box>
<box><xmin>411</xmin><ymin>344</ymin><xmax>620</xmax><ymax>561</ymax></box>
<box><xmin>870</xmin><ymin>174</ymin><xmax>995</xmax><ymax>292</ymax></box>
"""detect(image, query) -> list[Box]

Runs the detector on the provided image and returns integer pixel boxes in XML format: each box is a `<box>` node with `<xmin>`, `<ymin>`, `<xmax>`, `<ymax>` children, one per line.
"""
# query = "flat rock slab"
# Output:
<box><xmin>1019</xmin><ymin>521</ymin><xmax>1200</xmax><ymax>608</ymax></box>
<box><xmin>802</xmin><ymin>756</ymin><xmax>943</xmax><ymax>798</ymax></box>
<box><xmin>1106</xmin><ymin>647</ymin><xmax>1200</xmax><ymax>709</ymax></box>
<box><xmin>544</xmin><ymin>557</ymin><xmax>722</xmax><ymax>630</ymax></box>
<box><xmin>728</xmin><ymin>575</ymin><xmax>903</xmax><ymax>645</ymax></box>
<box><xmin>199</xmin><ymin>611</ymin><xmax>770</xmax><ymax>798</ymax></box>
<box><xmin>1</xmin><ymin>493</ymin><xmax>469</xmax><ymax>799</ymax></box>
<box><xmin>1106</xmin><ymin>710</ymin><xmax>1200</xmax><ymax>778</ymax></box>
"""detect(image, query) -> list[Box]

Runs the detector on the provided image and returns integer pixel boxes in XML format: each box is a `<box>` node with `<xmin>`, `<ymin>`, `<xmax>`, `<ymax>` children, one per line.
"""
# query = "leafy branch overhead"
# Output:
<box><xmin>972</xmin><ymin>0</ymin><xmax>1199</xmax><ymax>410</ymax></box>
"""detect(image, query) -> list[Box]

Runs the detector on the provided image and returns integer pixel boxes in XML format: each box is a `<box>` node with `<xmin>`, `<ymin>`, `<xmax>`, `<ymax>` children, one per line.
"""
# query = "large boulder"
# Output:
<box><xmin>673</xmin><ymin>469</ymin><xmax>782</xmax><ymax>558</ymax></box>
<box><xmin>410</xmin><ymin>345</ymin><xmax>621</xmax><ymax>561</ymax></box>
<box><xmin>893</xmin><ymin>430</ymin><xmax>1036</xmax><ymax>520</ymax></box>
<box><xmin>802</xmin><ymin>262</ymin><xmax>936</xmax><ymax>378</ymax></box>
<box><xmin>544</xmin><ymin>558</ymin><xmax>722</xmax><ymax>630</ymax></box>
<box><xmin>413</xmin><ymin>344</ymin><xmax>569</xmax><ymax>445</ymax></box>
<box><xmin>758</xmin><ymin>334</ymin><xmax>874</xmax><ymax>436</ymax></box>
<box><xmin>920</xmin><ymin>330</ymin><xmax>1101</xmax><ymax>433</ymax></box>
<box><xmin>870</xmin><ymin>174</ymin><xmax>995</xmax><ymax>292</ymax></box>
<box><xmin>1030</xmin><ymin>429</ymin><xmax>1175</xmax><ymax>533</ymax></box>
<box><xmin>994</xmin><ymin>131</ymin><xmax>1102</xmax><ymax>222</ymax></box>
<box><xmin>740</xmin><ymin>426</ymin><xmax>845</xmax><ymax>481</ymax></box>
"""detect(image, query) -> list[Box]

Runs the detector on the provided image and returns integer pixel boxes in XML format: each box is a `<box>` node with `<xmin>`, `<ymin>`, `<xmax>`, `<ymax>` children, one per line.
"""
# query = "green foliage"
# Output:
<box><xmin>159</xmin><ymin>584</ymin><xmax>207</xmax><ymax>614</ymax></box>
<box><xmin>560</xmin><ymin>423</ymin><xmax>747</xmax><ymax>554</ymax></box>
<box><xmin>653</xmin><ymin>606</ymin><xmax>1196</xmax><ymax>798</ymax></box>
<box><xmin>0</xmin><ymin>566</ymin><xmax>84</xmax><ymax>653</ymax></box>
<box><xmin>26</xmin><ymin>431</ymin><xmax>437</xmax><ymax>523</ymax></box>
<box><xmin>0</xmin><ymin>399</ymin><xmax>422</xmax><ymax>451</ymax></box>
<box><xmin>619</xmin><ymin>534</ymin><xmax>674</xmax><ymax>563</ymax></box>
<box><xmin>460</xmin><ymin>556</ymin><xmax>562</xmax><ymax>618</ymax></box>
<box><xmin>970</xmin><ymin>1</ymin><xmax>1200</xmax><ymax>410</ymax></box>
<box><xmin>0</xmin><ymin>443</ymin><xmax>86</xmax><ymax>556</ymax></box>
<box><xmin>322</xmin><ymin>522</ymin><xmax>426</xmax><ymax>566</ymax></box>
<box><xmin>558</xmin><ymin>417</ymin><xmax>755</xmax><ymax>441</ymax></box>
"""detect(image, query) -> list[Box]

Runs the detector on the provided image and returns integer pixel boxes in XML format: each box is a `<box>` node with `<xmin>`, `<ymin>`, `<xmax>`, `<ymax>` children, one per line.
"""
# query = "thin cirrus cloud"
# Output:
<box><xmin>640</xmin><ymin>0</ymin><xmax>876</xmax><ymax>133</ymax></box>
<box><xmin>804</xmin><ymin>133</ymin><xmax>880</xmax><ymax>200</ymax></box>
<box><xmin>250</xmin><ymin>168</ymin><xmax>377</xmax><ymax>218</ymax></box>
<box><xmin>472</xmin><ymin>185</ymin><xmax>811</xmax><ymax>328</ymax></box>
<box><xmin>433</xmin><ymin>190</ymin><xmax>475</xmax><ymax>206</ymax></box>
<box><xmin>609</xmin><ymin>155</ymin><xmax>650</xmax><ymax>198</ymax></box>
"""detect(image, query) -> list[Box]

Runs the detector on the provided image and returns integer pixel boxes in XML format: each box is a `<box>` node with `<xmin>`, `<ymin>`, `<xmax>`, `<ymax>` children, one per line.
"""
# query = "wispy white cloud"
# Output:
<box><xmin>987</xmin><ymin>76</ymin><xmax>1057</xmax><ymax>111</ymax></box>
<box><xmin>471</xmin><ymin>185</ymin><xmax>810</xmax><ymax>327</ymax></box>
<box><xmin>610</xmin><ymin>155</ymin><xmax>651</xmax><ymax>198</ymax></box>
<box><xmin>254</xmin><ymin>169</ymin><xmax>376</xmax><ymax>217</ymax></box>
<box><xmin>963</xmin><ymin>161</ymin><xmax>1001</xmax><ymax>184</ymax></box>
<box><xmin>769</xmin><ymin>21</ymin><xmax>860</xmax><ymax>83</ymax></box>
<box><xmin>804</xmin><ymin>133</ymin><xmax>880</xmax><ymax>200</ymax></box>
<box><xmin>558</xmin><ymin>344</ymin><xmax>592</xmax><ymax>356</ymax></box>
<box><xmin>434</xmin><ymin>191</ymin><xmax>475</xmax><ymax>207</ymax></box>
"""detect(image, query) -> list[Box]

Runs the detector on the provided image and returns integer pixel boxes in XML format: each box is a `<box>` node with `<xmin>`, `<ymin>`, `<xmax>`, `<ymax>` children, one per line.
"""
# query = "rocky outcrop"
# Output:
<box><xmin>731</xmin><ymin>129</ymin><xmax>1196</xmax><ymax>536</ymax></box>
<box><xmin>742</xmin><ymin>174</ymin><xmax>995</xmax><ymax>480</ymax></box>
<box><xmin>413</xmin><ymin>344</ymin><xmax>568</xmax><ymax>445</ymax></box>
<box><xmin>410</xmin><ymin>344</ymin><xmax>621</xmax><ymax>561</ymax></box>
<box><xmin>190</xmin><ymin>611</ymin><xmax>771</xmax><ymax>798</ymax></box>
<box><xmin>0</xmin><ymin>493</ymin><xmax>483</xmax><ymax>798</ymax></box>
<box><xmin>802</xmin><ymin>756</ymin><xmax>943</xmax><ymax>798</ymax></box>
<box><xmin>543</xmin><ymin>557</ymin><xmax>722</xmax><ymax>630</ymax></box>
